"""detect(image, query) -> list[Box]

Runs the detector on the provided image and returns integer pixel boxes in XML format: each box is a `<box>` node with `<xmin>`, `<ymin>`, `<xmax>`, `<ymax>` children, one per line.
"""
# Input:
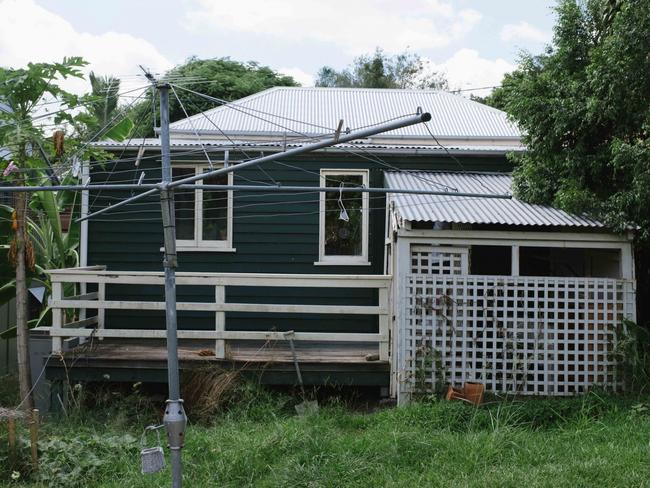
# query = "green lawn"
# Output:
<box><xmin>2</xmin><ymin>380</ymin><xmax>650</xmax><ymax>487</ymax></box>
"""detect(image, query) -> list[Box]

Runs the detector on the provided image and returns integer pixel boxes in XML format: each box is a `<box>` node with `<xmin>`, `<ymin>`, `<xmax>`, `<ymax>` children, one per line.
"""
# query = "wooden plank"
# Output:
<box><xmin>63</xmin><ymin>292</ymin><xmax>98</xmax><ymax>301</ymax></box>
<box><xmin>48</xmin><ymin>270</ymin><xmax>391</xmax><ymax>288</ymax></box>
<box><xmin>97</xmin><ymin>283</ymin><xmax>106</xmax><ymax>331</ymax></box>
<box><xmin>30</xmin><ymin>409</ymin><xmax>39</xmax><ymax>470</ymax></box>
<box><xmin>50</xmin><ymin>299</ymin><xmax>384</xmax><ymax>315</ymax></box>
<box><xmin>36</xmin><ymin>327</ymin><xmax>387</xmax><ymax>342</ymax></box>
<box><xmin>46</xmin><ymin>338</ymin><xmax>387</xmax><ymax>367</ymax></box>
<box><xmin>378</xmin><ymin>287</ymin><xmax>389</xmax><ymax>361</ymax></box>
<box><xmin>51</xmin><ymin>274</ymin><xmax>392</xmax><ymax>289</ymax></box>
<box><xmin>45</xmin><ymin>265</ymin><xmax>106</xmax><ymax>273</ymax></box>
<box><xmin>51</xmin><ymin>281</ymin><xmax>62</xmax><ymax>353</ymax></box>
<box><xmin>62</xmin><ymin>316</ymin><xmax>98</xmax><ymax>328</ymax></box>
<box><xmin>214</xmin><ymin>285</ymin><xmax>225</xmax><ymax>358</ymax></box>
<box><xmin>396</xmin><ymin>229</ymin><xmax>631</xmax><ymax>243</ymax></box>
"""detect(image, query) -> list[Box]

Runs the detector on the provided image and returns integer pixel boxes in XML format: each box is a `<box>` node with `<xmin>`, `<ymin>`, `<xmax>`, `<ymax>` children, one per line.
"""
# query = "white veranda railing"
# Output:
<box><xmin>397</xmin><ymin>274</ymin><xmax>636</xmax><ymax>402</ymax></box>
<box><xmin>39</xmin><ymin>267</ymin><xmax>392</xmax><ymax>361</ymax></box>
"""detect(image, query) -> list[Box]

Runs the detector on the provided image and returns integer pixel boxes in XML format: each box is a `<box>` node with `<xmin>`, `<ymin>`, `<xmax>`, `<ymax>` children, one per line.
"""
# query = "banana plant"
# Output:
<box><xmin>0</xmin><ymin>186</ymin><xmax>79</xmax><ymax>338</ymax></box>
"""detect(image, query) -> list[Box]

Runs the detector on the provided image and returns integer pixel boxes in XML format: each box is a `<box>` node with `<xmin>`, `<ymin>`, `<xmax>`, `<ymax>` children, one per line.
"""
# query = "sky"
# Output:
<box><xmin>0</xmin><ymin>0</ymin><xmax>557</xmax><ymax>96</ymax></box>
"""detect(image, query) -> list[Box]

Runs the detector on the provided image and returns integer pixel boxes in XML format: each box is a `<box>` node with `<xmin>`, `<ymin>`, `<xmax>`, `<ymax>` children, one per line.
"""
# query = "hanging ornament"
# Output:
<box><xmin>338</xmin><ymin>183</ymin><xmax>349</xmax><ymax>222</ymax></box>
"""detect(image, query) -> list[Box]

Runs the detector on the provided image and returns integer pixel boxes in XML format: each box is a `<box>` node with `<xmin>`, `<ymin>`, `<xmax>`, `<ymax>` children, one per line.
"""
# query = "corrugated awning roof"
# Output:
<box><xmin>385</xmin><ymin>171</ymin><xmax>604</xmax><ymax>228</ymax></box>
<box><xmin>168</xmin><ymin>87</ymin><xmax>521</xmax><ymax>140</ymax></box>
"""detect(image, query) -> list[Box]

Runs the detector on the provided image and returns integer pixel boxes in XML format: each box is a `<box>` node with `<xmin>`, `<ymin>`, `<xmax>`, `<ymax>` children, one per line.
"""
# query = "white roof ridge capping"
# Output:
<box><xmin>167</xmin><ymin>86</ymin><xmax>521</xmax><ymax>141</ymax></box>
<box><xmin>89</xmin><ymin>138</ymin><xmax>524</xmax><ymax>154</ymax></box>
<box><xmin>385</xmin><ymin>171</ymin><xmax>604</xmax><ymax>228</ymax></box>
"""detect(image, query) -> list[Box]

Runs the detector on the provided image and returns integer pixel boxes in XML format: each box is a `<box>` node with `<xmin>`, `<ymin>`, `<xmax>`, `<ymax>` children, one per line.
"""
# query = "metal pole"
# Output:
<box><xmin>157</xmin><ymin>83</ymin><xmax>186</xmax><ymax>488</ymax></box>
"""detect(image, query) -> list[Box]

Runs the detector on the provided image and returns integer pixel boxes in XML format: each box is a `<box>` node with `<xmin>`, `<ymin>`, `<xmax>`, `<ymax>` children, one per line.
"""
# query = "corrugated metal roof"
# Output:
<box><xmin>91</xmin><ymin>138</ymin><xmax>524</xmax><ymax>154</ymax></box>
<box><xmin>168</xmin><ymin>87</ymin><xmax>521</xmax><ymax>140</ymax></box>
<box><xmin>385</xmin><ymin>171</ymin><xmax>604</xmax><ymax>228</ymax></box>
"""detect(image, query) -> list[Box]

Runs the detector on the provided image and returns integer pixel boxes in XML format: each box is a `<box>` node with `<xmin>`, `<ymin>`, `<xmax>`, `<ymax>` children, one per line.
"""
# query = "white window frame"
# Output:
<box><xmin>173</xmin><ymin>163</ymin><xmax>235</xmax><ymax>252</ymax></box>
<box><xmin>315</xmin><ymin>168</ymin><xmax>370</xmax><ymax>266</ymax></box>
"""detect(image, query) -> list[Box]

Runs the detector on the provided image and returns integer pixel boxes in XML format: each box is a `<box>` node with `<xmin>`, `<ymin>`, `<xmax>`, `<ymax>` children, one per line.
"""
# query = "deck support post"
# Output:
<box><xmin>378</xmin><ymin>286</ymin><xmax>389</xmax><ymax>361</ymax></box>
<box><xmin>51</xmin><ymin>281</ymin><xmax>63</xmax><ymax>353</ymax></box>
<box><xmin>97</xmin><ymin>282</ymin><xmax>105</xmax><ymax>338</ymax></box>
<box><xmin>215</xmin><ymin>285</ymin><xmax>225</xmax><ymax>358</ymax></box>
<box><xmin>157</xmin><ymin>82</ymin><xmax>186</xmax><ymax>488</ymax></box>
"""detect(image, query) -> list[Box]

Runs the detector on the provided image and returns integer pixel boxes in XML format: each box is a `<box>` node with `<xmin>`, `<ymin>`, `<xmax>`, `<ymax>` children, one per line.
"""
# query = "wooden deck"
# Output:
<box><xmin>64</xmin><ymin>339</ymin><xmax>384</xmax><ymax>364</ymax></box>
<box><xmin>40</xmin><ymin>269</ymin><xmax>393</xmax><ymax>386</ymax></box>
<box><xmin>46</xmin><ymin>339</ymin><xmax>390</xmax><ymax>386</ymax></box>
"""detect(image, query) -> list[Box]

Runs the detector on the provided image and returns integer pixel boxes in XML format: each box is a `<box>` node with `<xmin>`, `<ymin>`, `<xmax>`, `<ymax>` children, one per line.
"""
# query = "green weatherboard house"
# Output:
<box><xmin>41</xmin><ymin>87</ymin><xmax>636</xmax><ymax>403</ymax></box>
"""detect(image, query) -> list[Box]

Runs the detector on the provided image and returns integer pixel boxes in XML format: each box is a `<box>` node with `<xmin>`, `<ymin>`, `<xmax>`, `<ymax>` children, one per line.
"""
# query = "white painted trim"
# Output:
<box><xmin>378</xmin><ymin>287</ymin><xmax>389</xmax><ymax>361</ymax></box>
<box><xmin>39</xmin><ymin>328</ymin><xmax>388</xmax><ymax>343</ymax></box>
<box><xmin>394</xmin><ymin>237</ymin><xmax>411</xmax><ymax>405</ymax></box>
<box><xmin>51</xmin><ymin>299</ymin><xmax>385</xmax><ymax>315</ymax></box>
<box><xmin>398</xmin><ymin>236</ymin><xmax>629</xmax><ymax>250</ymax></box>
<box><xmin>215</xmin><ymin>285</ymin><xmax>225</xmax><ymax>358</ymax></box>
<box><xmin>41</xmin><ymin>269</ymin><xmax>393</xmax><ymax>359</ymax></box>
<box><xmin>511</xmin><ymin>244</ymin><xmax>520</xmax><ymax>276</ymax></box>
<box><xmin>50</xmin><ymin>281</ymin><xmax>63</xmax><ymax>353</ymax></box>
<box><xmin>47</xmin><ymin>269</ymin><xmax>392</xmax><ymax>287</ymax></box>
<box><xmin>397</xmin><ymin>229</ymin><xmax>631</xmax><ymax>243</ymax></box>
<box><xmin>621</xmin><ymin>242</ymin><xmax>635</xmax><ymax>280</ymax></box>
<box><xmin>313</xmin><ymin>259</ymin><xmax>371</xmax><ymax>266</ymax></box>
<box><xmin>163</xmin><ymin>246</ymin><xmax>237</xmax><ymax>253</ymax></box>
<box><xmin>318</xmin><ymin>169</ymin><xmax>369</xmax><ymax>264</ymax></box>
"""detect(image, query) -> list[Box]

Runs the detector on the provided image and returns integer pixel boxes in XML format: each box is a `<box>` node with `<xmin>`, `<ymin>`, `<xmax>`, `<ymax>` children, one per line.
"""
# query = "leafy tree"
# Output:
<box><xmin>494</xmin><ymin>0</ymin><xmax>649</xmax><ymax>240</ymax></box>
<box><xmin>130</xmin><ymin>57</ymin><xmax>299</xmax><ymax>138</ymax></box>
<box><xmin>471</xmin><ymin>90</ymin><xmax>508</xmax><ymax>111</ymax></box>
<box><xmin>315</xmin><ymin>48</ymin><xmax>448</xmax><ymax>90</ymax></box>
<box><xmin>492</xmin><ymin>0</ymin><xmax>650</xmax><ymax>325</ymax></box>
<box><xmin>88</xmin><ymin>72</ymin><xmax>120</xmax><ymax>130</ymax></box>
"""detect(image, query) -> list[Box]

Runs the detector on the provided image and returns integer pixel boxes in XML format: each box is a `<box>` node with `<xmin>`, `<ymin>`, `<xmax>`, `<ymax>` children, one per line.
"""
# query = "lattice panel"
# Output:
<box><xmin>410</xmin><ymin>246</ymin><xmax>468</xmax><ymax>275</ymax></box>
<box><xmin>399</xmin><ymin>275</ymin><xmax>636</xmax><ymax>399</ymax></box>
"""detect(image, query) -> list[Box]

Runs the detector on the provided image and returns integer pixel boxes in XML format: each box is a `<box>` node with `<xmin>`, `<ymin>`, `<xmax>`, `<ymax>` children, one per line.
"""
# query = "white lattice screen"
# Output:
<box><xmin>399</xmin><ymin>274</ymin><xmax>636</xmax><ymax>400</ymax></box>
<box><xmin>410</xmin><ymin>246</ymin><xmax>468</xmax><ymax>275</ymax></box>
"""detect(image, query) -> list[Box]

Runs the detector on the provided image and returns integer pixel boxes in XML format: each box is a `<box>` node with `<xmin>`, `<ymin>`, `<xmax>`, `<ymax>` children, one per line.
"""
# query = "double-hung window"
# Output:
<box><xmin>317</xmin><ymin>169</ymin><xmax>369</xmax><ymax>265</ymax></box>
<box><xmin>172</xmin><ymin>164</ymin><xmax>234</xmax><ymax>251</ymax></box>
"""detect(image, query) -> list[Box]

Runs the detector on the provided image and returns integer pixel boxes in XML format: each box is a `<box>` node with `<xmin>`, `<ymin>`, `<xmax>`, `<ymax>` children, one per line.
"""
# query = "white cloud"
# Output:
<box><xmin>425</xmin><ymin>49</ymin><xmax>514</xmax><ymax>96</ymax></box>
<box><xmin>278</xmin><ymin>67</ymin><xmax>314</xmax><ymax>87</ymax></box>
<box><xmin>0</xmin><ymin>0</ymin><xmax>173</xmax><ymax>97</ymax></box>
<box><xmin>183</xmin><ymin>0</ymin><xmax>482</xmax><ymax>55</ymax></box>
<box><xmin>500</xmin><ymin>21</ymin><xmax>550</xmax><ymax>44</ymax></box>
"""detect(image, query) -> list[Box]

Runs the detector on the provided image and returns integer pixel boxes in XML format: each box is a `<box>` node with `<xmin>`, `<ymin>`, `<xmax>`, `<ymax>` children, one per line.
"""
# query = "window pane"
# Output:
<box><xmin>324</xmin><ymin>174</ymin><xmax>363</xmax><ymax>256</ymax></box>
<box><xmin>173</xmin><ymin>167</ymin><xmax>195</xmax><ymax>240</ymax></box>
<box><xmin>202</xmin><ymin>173</ymin><xmax>228</xmax><ymax>241</ymax></box>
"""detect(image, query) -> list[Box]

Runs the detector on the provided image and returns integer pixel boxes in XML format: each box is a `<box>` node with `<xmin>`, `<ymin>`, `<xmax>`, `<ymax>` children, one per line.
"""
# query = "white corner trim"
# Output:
<box><xmin>160</xmin><ymin>246</ymin><xmax>237</xmax><ymax>253</ymax></box>
<box><xmin>314</xmin><ymin>260</ymin><xmax>371</xmax><ymax>266</ymax></box>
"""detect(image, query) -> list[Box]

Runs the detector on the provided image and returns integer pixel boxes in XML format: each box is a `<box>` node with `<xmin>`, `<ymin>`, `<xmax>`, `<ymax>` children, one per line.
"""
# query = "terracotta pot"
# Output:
<box><xmin>445</xmin><ymin>385</ymin><xmax>465</xmax><ymax>402</ymax></box>
<box><xmin>60</xmin><ymin>208</ymin><xmax>72</xmax><ymax>232</ymax></box>
<box><xmin>463</xmin><ymin>382</ymin><xmax>485</xmax><ymax>406</ymax></box>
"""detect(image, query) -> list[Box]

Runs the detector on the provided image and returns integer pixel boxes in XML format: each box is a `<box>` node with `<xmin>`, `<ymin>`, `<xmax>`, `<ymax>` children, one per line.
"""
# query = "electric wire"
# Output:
<box><xmin>171</xmin><ymin>92</ymin><xmax>277</xmax><ymax>186</ymax></box>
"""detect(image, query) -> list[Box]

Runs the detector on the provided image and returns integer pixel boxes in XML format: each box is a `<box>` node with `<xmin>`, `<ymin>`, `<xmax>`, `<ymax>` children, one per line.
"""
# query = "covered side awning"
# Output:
<box><xmin>384</xmin><ymin>171</ymin><xmax>604</xmax><ymax>228</ymax></box>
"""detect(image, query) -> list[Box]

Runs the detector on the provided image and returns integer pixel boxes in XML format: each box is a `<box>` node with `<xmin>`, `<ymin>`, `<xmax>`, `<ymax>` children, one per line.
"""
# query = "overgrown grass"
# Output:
<box><xmin>3</xmin><ymin>382</ymin><xmax>650</xmax><ymax>487</ymax></box>
<box><xmin>0</xmin><ymin>374</ymin><xmax>20</xmax><ymax>406</ymax></box>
